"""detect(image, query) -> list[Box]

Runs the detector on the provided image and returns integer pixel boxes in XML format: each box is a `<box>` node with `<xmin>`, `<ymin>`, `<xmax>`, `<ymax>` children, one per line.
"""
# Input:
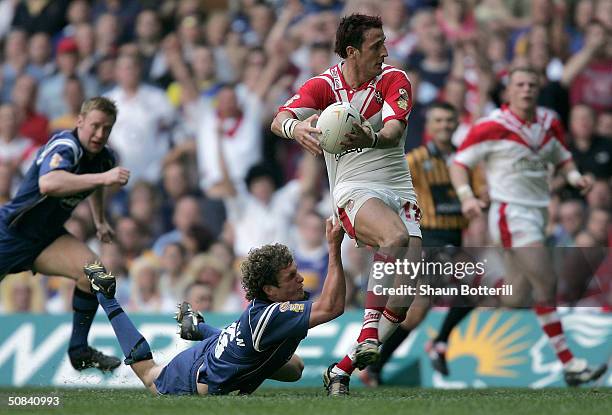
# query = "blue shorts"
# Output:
<box><xmin>0</xmin><ymin>222</ymin><xmax>66</xmax><ymax>278</ymax></box>
<box><xmin>154</xmin><ymin>338</ymin><xmax>215</xmax><ymax>396</ymax></box>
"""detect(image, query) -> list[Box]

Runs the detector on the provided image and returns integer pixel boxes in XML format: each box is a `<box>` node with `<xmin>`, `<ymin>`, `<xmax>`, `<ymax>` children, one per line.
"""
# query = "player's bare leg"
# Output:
<box><xmin>327</xmin><ymin>198</ymin><xmax>419</xmax><ymax>395</ymax></box>
<box><xmin>508</xmin><ymin>242</ymin><xmax>607</xmax><ymax>385</ymax></box>
<box><xmin>131</xmin><ymin>360</ymin><xmax>165</xmax><ymax>395</ymax></box>
<box><xmin>33</xmin><ymin>234</ymin><xmax>121</xmax><ymax>372</ymax></box>
<box><xmin>269</xmin><ymin>355</ymin><xmax>305</xmax><ymax>382</ymax></box>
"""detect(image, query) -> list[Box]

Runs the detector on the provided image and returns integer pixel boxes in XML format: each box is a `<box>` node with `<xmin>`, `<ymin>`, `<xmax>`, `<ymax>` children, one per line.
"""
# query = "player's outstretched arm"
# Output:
<box><xmin>271</xmin><ymin>111</ymin><xmax>322</xmax><ymax>156</ymax></box>
<box><xmin>39</xmin><ymin>167</ymin><xmax>130</xmax><ymax>197</ymax></box>
<box><xmin>308</xmin><ymin>218</ymin><xmax>346</xmax><ymax>328</ymax></box>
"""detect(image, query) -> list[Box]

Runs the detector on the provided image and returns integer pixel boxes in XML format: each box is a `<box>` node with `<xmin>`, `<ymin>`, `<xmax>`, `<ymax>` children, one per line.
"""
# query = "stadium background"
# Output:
<box><xmin>0</xmin><ymin>0</ymin><xmax>610</xmax><ymax>391</ymax></box>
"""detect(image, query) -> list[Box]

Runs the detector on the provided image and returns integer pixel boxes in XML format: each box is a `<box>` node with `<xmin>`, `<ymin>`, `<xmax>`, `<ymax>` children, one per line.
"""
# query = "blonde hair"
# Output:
<box><xmin>184</xmin><ymin>254</ymin><xmax>236</xmax><ymax>311</ymax></box>
<box><xmin>80</xmin><ymin>96</ymin><xmax>118</xmax><ymax>121</ymax></box>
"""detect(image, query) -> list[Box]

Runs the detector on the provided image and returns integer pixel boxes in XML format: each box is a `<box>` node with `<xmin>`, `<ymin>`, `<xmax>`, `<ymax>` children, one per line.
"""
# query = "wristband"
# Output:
<box><xmin>362</xmin><ymin>120</ymin><xmax>377</xmax><ymax>148</ymax></box>
<box><xmin>372</xmin><ymin>132</ymin><xmax>379</xmax><ymax>148</ymax></box>
<box><xmin>281</xmin><ymin>118</ymin><xmax>299</xmax><ymax>140</ymax></box>
<box><xmin>567</xmin><ymin>170</ymin><xmax>583</xmax><ymax>187</ymax></box>
<box><xmin>456</xmin><ymin>185</ymin><xmax>475</xmax><ymax>202</ymax></box>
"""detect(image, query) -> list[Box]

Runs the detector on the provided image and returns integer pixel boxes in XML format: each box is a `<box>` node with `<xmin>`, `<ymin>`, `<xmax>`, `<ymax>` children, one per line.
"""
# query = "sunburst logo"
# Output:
<box><xmin>429</xmin><ymin>311</ymin><xmax>531</xmax><ymax>377</ymax></box>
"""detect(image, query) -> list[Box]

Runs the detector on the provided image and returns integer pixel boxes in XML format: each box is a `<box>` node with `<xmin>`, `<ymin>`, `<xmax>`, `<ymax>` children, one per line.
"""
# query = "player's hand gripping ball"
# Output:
<box><xmin>316</xmin><ymin>102</ymin><xmax>361</xmax><ymax>154</ymax></box>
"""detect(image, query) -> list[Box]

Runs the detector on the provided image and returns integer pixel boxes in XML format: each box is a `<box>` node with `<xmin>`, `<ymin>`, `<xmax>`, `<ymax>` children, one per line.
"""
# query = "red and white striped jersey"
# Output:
<box><xmin>278</xmin><ymin>62</ymin><xmax>417</xmax><ymax>207</ymax></box>
<box><xmin>453</xmin><ymin>106</ymin><xmax>572</xmax><ymax>207</ymax></box>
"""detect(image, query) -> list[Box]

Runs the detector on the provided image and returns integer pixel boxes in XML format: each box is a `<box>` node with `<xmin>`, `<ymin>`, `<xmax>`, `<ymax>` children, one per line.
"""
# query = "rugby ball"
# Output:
<box><xmin>316</xmin><ymin>102</ymin><xmax>361</xmax><ymax>154</ymax></box>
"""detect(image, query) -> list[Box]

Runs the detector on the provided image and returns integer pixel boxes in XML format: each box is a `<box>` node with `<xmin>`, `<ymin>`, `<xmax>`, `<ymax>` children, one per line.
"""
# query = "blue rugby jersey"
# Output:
<box><xmin>0</xmin><ymin>130</ymin><xmax>115</xmax><ymax>240</ymax></box>
<box><xmin>202</xmin><ymin>298</ymin><xmax>312</xmax><ymax>395</ymax></box>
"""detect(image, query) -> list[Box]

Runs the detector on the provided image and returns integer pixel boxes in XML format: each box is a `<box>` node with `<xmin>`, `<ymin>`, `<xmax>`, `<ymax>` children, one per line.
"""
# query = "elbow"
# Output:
<box><xmin>38</xmin><ymin>177</ymin><xmax>56</xmax><ymax>196</ymax></box>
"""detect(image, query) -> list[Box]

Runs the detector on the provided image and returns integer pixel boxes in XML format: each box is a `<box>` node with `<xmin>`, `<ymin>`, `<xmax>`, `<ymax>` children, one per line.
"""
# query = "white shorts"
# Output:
<box><xmin>488</xmin><ymin>201</ymin><xmax>548</xmax><ymax>247</ymax></box>
<box><xmin>335</xmin><ymin>187</ymin><xmax>422</xmax><ymax>244</ymax></box>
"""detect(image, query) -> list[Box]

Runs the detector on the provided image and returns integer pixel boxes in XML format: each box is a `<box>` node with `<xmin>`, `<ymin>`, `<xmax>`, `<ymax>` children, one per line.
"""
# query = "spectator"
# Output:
<box><xmin>159</xmin><ymin>242</ymin><xmax>189</xmax><ymax>302</ymax></box>
<box><xmin>0</xmin><ymin>273</ymin><xmax>45</xmax><ymax>313</ymax></box>
<box><xmin>184</xmin><ymin>282</ymin><xmax>213</xmax><ymax>312</ymax></box>
<box><xmin>153</xmin><ymin>195</ymin><xmax>203</xmax><ymax>257</ymax></box>
<box><xmin>49</xmin><ymin>75</ymin><xmax>85</xmax><ymax>133</ymax></box>
<box><xmin>596</xmin><ymin>111</ymin><xmax>612</xmax><ymax>139</ymax></box>
<box><xmin>552</xmin><ymin>199</ymin><xmax>586</xmax><ymax>246</ymax></box>
<box><xmin>184</xmin><ymin>253</ymin><xmax>242</xmax><ymax>312</ymax></box>
<box><xmin>585</xmin><ymin>208</ymin><xmax>611</xmax><ymax>246</ymax></box>
<box><xmin>0</xmin><ymin>29</ymin><xmax>31</xmax><ymax>102</ymax></box>
<box><xmin>105</xmin><ymin>53</ymin><xmax>175</xmax><ymax>186</ymax></box>
<box><xmin>11</xmin><ymin>0</ymin><xmax>69</xmax><ymax>35</ymax></box>
<box><xmin>0</xmin><ymin>103</ymin><xmax>37</xmax><ymax>175</ymax></box>
<box><xmin>128</xmin><ymin>180</ymin><xmax>163</xmax><ymax>239</ymax></box>
<box><xmin>74</xmin><ymin>23</ymin><xmax>97</xmax><ymax>76</ymax></box>
<box><xmin>562</xmin><ymin>20</ymin><xmax>612</xmax><ymax>113</ymax></box>
<box><xmin>94</xmin><ymin>13</ymin><xmax>120</xmax><ymax>58</ymax></box>
<box><xmin>291</xmin><ymin>211</ymin><xmax>328</xmax><ymax>297</ymax></box>
<box><xmin>128</xmin><ymin>255</ymin><xmax>174</xmax><ymax>313</ymax></box>
<box><xmin>37</xmin><ymin>37</ymin><xmax>99</xmax><ymax>120</ymax></box>
<box><xmin>11</xmin><ymin>74</ymin><xmax>49</xmax><ymax>146</ymax></box>
<box><xmin>27</xmin><ymin>32</ymin><xmax>55</xmax><ymax>80</ymax></box>
<box><xmin>381</xmin><ymin>0</ymin><xmax>418</xmax><ymax>63</ymax></box>
<box><xmin>568</xmin><ymin>104</ymin><xmax>612</xmax><ymax>180</ymax></box>
<box><xmin>115</xmin><ymin>216</ymin><xmax>150</xmax><ymax>264</ymax></box>
<box><xmin>134</xmin><ymin>9</ymin><xmax>166</xmax><ymax>86</ymax></box>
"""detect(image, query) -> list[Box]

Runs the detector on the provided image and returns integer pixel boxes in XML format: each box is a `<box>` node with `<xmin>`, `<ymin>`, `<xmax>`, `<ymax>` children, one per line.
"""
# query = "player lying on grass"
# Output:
<box><xmin>87</xmin><ymin>218</ymin><xmax>346</xmax><ymax>395</ymax></box>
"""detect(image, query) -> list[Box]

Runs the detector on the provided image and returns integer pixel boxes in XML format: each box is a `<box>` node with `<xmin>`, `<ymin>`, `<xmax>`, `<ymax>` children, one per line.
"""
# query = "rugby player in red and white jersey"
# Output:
<box><xmin>449</xmin><ymin>66</ymin><xmax>607</xmax><ymax>386</ymax></box>
<box><xmin>272</xmin><ymin>14</ymin><xmax>421</xmax><ymax>395</ymax></box>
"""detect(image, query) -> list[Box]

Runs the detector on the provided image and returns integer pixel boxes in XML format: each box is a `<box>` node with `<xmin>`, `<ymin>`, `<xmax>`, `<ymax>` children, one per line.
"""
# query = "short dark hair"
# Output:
<box><xmin>334</xmin><ymin>14</ymin><xmax>383</xmax><ymax>58</ymax></box>
<box><xmin>240</xmin><ymin>244</ymin><xmax>293</xmax><ymax>301</ymax></box>
<box><xmin>427</xmin><ymin>101</ymin><xmax>458</xmax><ymax>116</ymax></box>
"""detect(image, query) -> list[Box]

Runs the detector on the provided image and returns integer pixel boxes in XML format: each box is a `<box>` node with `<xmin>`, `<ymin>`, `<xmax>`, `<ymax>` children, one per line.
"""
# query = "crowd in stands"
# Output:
<box><xmin>0</xmin><ymin>0</ymin><xmax>610</xmax><ymax>314</ymax></box>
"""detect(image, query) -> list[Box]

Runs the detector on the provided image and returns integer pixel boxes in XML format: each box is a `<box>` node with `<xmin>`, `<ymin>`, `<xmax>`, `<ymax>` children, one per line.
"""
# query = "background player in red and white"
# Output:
<box><xmin>271</xmin><ymin>14</ymin><xmax>421</xmax><ymax>396</ymax></box>
<box><xmin>449</xmin><ymin>66</ymin><xmax>606</xmax><ymax>386</ymax></box>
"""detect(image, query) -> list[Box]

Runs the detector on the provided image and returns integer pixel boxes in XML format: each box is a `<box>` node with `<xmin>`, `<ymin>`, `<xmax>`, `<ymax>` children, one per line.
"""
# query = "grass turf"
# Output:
<box><xmin>0</xmin><ymin>387</ymin><xmax>610</xmax><ymax>415</ymax></box>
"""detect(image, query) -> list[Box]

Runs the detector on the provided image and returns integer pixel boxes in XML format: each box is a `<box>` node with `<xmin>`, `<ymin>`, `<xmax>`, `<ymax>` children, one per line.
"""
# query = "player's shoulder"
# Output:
<box><xmin>379</xmin><ymin>64</ymin><xmax>410</xmax><ymax>83</ymax></box>
<box><xmin>43</xmin><ymin>130</ymin><xmax>83</xmax><ymax>157</ymax></box>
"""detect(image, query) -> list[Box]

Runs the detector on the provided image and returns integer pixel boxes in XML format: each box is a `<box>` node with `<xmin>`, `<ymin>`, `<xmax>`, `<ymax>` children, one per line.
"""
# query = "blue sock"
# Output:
<box><xmin>197</xmin><ymin>322</ymin><xmax>222</xmax><ymax>340</ymax></box>
<box><xmin>95</xmin><ymin>293</ymin><xmax>151</xmax><ymax>362</ymax></box>
<box><xmin>69</xmin><ymin>287</ymin><xmax>98</xmax><ymax>354</ymax></box>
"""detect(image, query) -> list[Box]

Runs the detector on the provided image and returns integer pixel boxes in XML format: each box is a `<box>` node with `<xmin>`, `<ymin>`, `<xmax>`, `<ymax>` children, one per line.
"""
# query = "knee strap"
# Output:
<box><xmin>124</xmin><ymin>337</ymin><xmax>153</xmax><ymax>365</ymax></box>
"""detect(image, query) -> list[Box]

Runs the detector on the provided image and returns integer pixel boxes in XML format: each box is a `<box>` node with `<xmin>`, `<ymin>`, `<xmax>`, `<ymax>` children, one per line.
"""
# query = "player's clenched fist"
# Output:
<box><xmin>103</xmin><ymin>167</ymin><xmax>130</xmax><ymax>186</ymax></box>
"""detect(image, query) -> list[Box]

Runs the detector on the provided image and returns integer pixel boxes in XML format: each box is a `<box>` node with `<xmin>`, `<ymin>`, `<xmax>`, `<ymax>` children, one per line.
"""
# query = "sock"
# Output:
<box><xmin>197</xmin><ymin>322</ymin><xmax>222</xmax><ymax>340</ymax></box>
<box><xmin>357</xmin><ymin>305</ymin><xmax>384</xmax><ymax>343</ymax></box>
<box><xmin>370</xmin><ymin>327</ymin><xmax>411</xmax><ymax>375</ymax></box>
<box><xmin>434</xmin><ymin>306</ymin><xmax>473</xmax><ymax>344</ymax></box>
<box><xmin>534</xmin><ymin>305</ymin><xmax>574</xmax><ymax>365</ymax></box>
<box><xmin>334</xmin><ymin>354</ymin><xmax>355</xmax><ymax>376</ymax></box>
<box><xmin>378</xmin><ymin>308</ymin><xmax>403</xmax><ymax>343</ymax></box>
<box><xmin>68</xmin><ymin>287</ymin><xmax>99</xmax><ymax>354</ymax></box>
<box><xmin>95</xmin><ymin>293</ymin><xmax>151</xmax><ymax>361</ymax></box>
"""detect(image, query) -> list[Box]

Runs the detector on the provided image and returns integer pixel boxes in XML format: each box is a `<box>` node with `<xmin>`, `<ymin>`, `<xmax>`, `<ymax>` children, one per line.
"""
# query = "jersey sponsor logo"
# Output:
<box><xmin>512</xmin><ymin>157</ymin><xmax>546</xmax><ymax>172</ymax></box>
<box><xmin>279</xmin><ymin>302</ymin><xmax>305</xmax><ymax>313</ymax></box>
<box><xmin>49</xmin><ymin>153</ymin><xmax>63</xmax><ymax>169</ymax></box>
<box><xmin>334</xmin><ymin>147</ymin><xmax>363</xmax><ymax>161</ymax></box>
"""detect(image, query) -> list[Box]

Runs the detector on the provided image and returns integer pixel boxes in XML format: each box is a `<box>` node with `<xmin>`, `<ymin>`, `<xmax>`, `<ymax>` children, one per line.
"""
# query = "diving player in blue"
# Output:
<box><xmin>87</xmin><ymin>217</ymin><xmax>347</xmax><ymax>395</ymax></box>
<box><xmin>0</xmin><ymin>97</ymin><xmax>130</xmax><ymax>372</ymax></box>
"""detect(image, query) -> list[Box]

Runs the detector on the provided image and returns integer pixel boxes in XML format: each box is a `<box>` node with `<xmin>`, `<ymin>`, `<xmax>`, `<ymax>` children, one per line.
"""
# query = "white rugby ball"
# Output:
<box><xmin>316</xmin><ymin>102</ymin><xmax>361</xmax><ymax>154</ymax></box>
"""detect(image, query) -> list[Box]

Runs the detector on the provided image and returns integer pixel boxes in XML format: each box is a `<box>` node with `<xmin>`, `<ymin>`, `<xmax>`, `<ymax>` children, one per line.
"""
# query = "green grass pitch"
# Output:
<box><xmin>1</xmin><ymin>387</ymin><xmax>611</xmax><ymax>415</ymax></box>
